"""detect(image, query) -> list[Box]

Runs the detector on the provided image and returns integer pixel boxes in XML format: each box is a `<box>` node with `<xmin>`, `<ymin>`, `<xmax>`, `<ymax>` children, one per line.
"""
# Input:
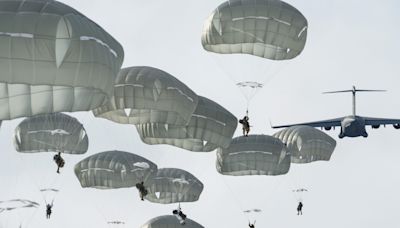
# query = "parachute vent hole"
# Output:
<box><xmin>123</xmin><ymin>108</ymin><xmax>131</xmax><ymax>116</ymax></box>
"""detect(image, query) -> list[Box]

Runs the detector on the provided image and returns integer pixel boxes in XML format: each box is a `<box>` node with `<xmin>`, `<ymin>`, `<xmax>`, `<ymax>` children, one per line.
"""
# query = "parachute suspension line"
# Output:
<box><xmin>93</xmin><ymin>204</ymin><xmax>108</xmax><ymax>225</ymax></box>
<box><xmin>15</xmin><ymin>152</ymin><xmax>45</xmax><ymax>193</ymax></box>
<box><xmin>23</xmin><ymin>203</ymin><xmax>40</xmax><ymax>228</ymax></box>
<box><xmin>12</xmin><ymin>156</ymin><xmax>39</xmax><ymax>228</ymax></box>
<box><xmin>210</xmin><ymin>54</ymin><xmax>262</xmax><ymax>108</ymax></box>
<box><xmin>10</xmin><ymin>200</ymin><xmax>40</xmax><ymax>228</ymax></box>
<box><xmin>258</xmin><ymin>176</ymin><xmax>287</xmax><ymax>214</ymax></box>
<box><xmin>239</xmin><ymin>59</ymin><xmax>292</xmax><ymax>109</ymax></box>
<box><xmin>15</xmin><ymin>148</ymin><xmax>62</xmax><ymax>213</ymax></box>
<box><xmin>218</xmin><ymin>176</ymin><xmax>248</xmax><ymax>222</ymax></box>
<box><xmin>286</xmin><ymin>166</ymin><xmax>309</xmax><ymax>203</ymax></box>
<box><xmin>261</xmin><ymin>60</ymin><xmax>291</xmax><ymax>86</ymax></box>
<box><xmin>24</xmin><ymin>142</ymin><xmax>65</xmax><ymax>188</ymax></box>
<box><xmin>236</xmin><ymin>81</ymin><xmax>264</xmax><ymax>108</ymax></box>
<box><xmin>247</xmin><ymin>219</ymin><xmax>256</xmax><ymax>226</ymax></box>
<box><xmin>7</xmin><ymin>153</ymin><xmax>24</xmax><ymax>199</ymax></box>
<box><xmin>81</xmin><ymin>190</ymin><xmax>109</xmax><ymax>225</ymax></box>
<box><xmin>39</xmin><ymin>189</ymin><xmax>60</xmax><ymax>208</ymax></box>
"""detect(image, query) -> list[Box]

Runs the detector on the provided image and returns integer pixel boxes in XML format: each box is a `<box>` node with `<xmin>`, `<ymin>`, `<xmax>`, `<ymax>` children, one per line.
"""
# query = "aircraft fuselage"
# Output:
<box><xmin>339</xmin><ymin>115</ymin><xmax>368</xmax><ymax>138</ymax></box>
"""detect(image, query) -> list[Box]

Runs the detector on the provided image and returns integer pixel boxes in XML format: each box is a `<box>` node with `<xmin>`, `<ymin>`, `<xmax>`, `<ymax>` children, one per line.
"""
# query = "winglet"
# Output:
<box><xmin>268</xmin><ymin>118</ymin><xmax>273</xmax><ymax>128</ymax></box>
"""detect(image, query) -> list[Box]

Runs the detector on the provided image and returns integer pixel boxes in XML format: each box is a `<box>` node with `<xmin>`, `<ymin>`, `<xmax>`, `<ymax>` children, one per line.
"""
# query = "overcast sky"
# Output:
<box><xmin>1</xmin><ymin>0</ymin><xmax>400</xmax><ymax>227</ymax></box>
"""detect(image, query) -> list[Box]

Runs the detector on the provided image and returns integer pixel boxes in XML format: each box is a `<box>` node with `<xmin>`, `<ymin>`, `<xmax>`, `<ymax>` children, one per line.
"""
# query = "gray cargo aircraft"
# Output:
<box><xmin>272</xmin><ymin>86</ymin><xmax>400</xmax><ymax>138</ymax></box>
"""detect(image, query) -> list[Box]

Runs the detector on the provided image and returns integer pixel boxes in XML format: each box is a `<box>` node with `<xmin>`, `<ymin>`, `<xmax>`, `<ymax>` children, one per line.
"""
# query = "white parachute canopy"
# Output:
<box><xmin>202</xmin><ymin>0</ymin><xmax>308</xmax><ymax>60</ymax></box>
<box><xmin>93</xmin><ymin>66</ymin><xmax>199</xmax><ymax>127</ymax></box>
<box><xmin>0</xmin><ymin>199</ymin><xmax>39</xmax><ymax>227</ymax></box>
<box><xmin>243</xmin><ymin>208</ymin><xmax>262</xmax><ymax>224</ymax></box>
<box><xmin>39</xmin><ymin>188</ymin><xmax>59</xmax><ymax>205</ymax></box>
<box><xmin>145</xmin><ymin>168</ymin><xmax>204</xmax><ymax>204</ymax></box>
<box><xmin>74</xmin><ymin>150</ymin><xmax>158</xmax><ymax>189</ymax></box>
<box><xmin>292</xmin><ymin>188</ymin><xmax>309</xmax><ymax>202</ymax></box>
<box><xmin>0</xmin><ymin>199</ymin><xmax>39</xmax><ymax>213</ymax></box>
<box><xmin>202</xmin><ymin>0</ymin><xmax>308</xmax><ymax>105</ymax></box>
<box><xmin>14</xmin><ymin>113</ymin><xmax>88</xmax><ymax>154</ymax></box>
<box><xmin>136</xmin><ymin>96</ymin><xmax>238</xmax><ymax>152</ymax></box>
<box><xmin>141</xmin><ymin>215</ymin><xmax>204</xmax><ymax>228</ymax></box>
<box><xmin>243</xmin><ymin>208</ymin><xmax>262</xmax><ymax>213</ymax></box>
<box><xmin>236</xmin><ymin>81</ymin><xmax>264</xmax><ymax>102</ymax></box>
<box><xmin>107</xmin><ymin>220</ymin><xmax>125</xmax><ymax>228</ymax></box>
<box><xmin>0</xmin><ymin>0</ymin><xmax>124</xmax><ymax>120</ymax></box>
<box><xmin>273</xmin><ymin>125</ymin><xmax>337</xmax><ymax>163</ymax></box>
<box><xmin>216</xmin><ymin>135</ymin><xmax>290</xmax><ymax>176</ymax></box>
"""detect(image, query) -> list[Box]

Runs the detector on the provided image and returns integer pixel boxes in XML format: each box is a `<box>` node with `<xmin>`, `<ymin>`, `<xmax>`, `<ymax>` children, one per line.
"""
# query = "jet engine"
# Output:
<box><xmin>371</xmin><ymin>125</ymin><xmax>380</xmax><ymax>129</ymax></box>
<box><xmin>324</xmin><ymin>126</ymin><xmax>332</xmax><ymax>131</ymax></box>
<box><xmin>393</xmin><ymin>124</ymin><xmax>400</xmax><ymax>129</ymax></box>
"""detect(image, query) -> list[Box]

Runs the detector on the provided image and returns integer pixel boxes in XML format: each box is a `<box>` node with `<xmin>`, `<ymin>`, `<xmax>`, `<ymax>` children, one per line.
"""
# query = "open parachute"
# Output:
<box><xmin>292</xmin><ymin>188</ymin><xmax>309</xmax><ymax>203</ymax></box>
<box><xmin>107</xmin><ymin>220</ymin><xmax>125</xmax><ymax>228</ymax></box>
<box><xmin>243</xmin><ymin>208</ymin><xmax>262</xmax><ymax>213</ymax></box>
<box><xmin>141</xmin><ymin>215</ymin><xmax>204</xmax><ymax>228</ymax></box>
<box><xmin>93</xmin><ymin>66</ymin><xmax>198</xmax><ymax>127</ymax></box>
<box><xmin>202</xmin><ymin>0</ymin><xmax>308</xmax><ymax>60</ymax></box>
<box><xmin>145</xmin><ymin>168</ymin><xmax>204</xmax><ymax>204</ymax></box>
<box><xmin>39</xmin><ymin>188</ymin><xmax>59</xmax><ymax>206</ymax></box>
<box><xmin>273</xmin><ymin>125</ymin><xmax>337</xmax><ymax>163</ymax></box>
<box><xmin>14</xmin><ymin>113</ymin><xmax>88</xmax><ymax>154</ymax></box>
<box><xmin>74</xmin><ymin>150</ymin><xmax>158</xmax><ymax>189</ymax></box>
<box><xmin>93</xmin><ymin>66</ymin><xmax>238</xmax><ymax>152</ymax></box>
<box><xmin>0</xmin><ymin>199</ymin><xmax>39</xmax><ymax>227</ymax></box>
<box><xmin>217</xmin><ymin>135</ymin><xmax>290</xmax><ymax>176</ymax></box>
<box><xmin>0</xmin><ymin>0</ymin><xmax>124</xmax><ymax>120</ymax></box>
<box><xmin>0</xmin><ymin>199</ymin><xmax>39</xmax><ymax>213</ymax></box>
<box><xmin>136</xmin><ymin>96</ymin><xmax>237</xmax><ymax>152</ymax></box>
<box><xmin>14</xmin><ymin>112</ymin><xmax>88</xmax><ymax>174</ymax></box>
<box><xmin>202</xmin><ymin>0</ymin><xmax>308</xmax><ymax>110</ymax></box>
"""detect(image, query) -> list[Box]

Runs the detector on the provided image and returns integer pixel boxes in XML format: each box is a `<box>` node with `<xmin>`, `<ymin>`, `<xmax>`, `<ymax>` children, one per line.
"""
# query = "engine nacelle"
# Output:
<box><xmin>393</xmin><ymin>124</ymin><xmax>400</xmax><ymax>129</ymax></box>
<box><xmin>371</xmin><ymin>125</ymin><xmax>380</xmax><ymax>129</ymax></box>
<box><xmin>324</xmin><ymin>126</ymin><xmax>332</xmax><ymax>131</ymax></box>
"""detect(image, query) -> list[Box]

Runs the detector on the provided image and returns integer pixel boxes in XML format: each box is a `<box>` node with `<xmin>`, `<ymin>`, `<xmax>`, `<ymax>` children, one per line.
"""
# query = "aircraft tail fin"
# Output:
<box><xmin>323</xmin><ymin>89</ymin><xmax>353</xmax><ymax>94</ymax></box>
<box><xmin>322</xmin><ymin>86</ymin><xmax>386</xmax><ymax>116</ymax></box>
<box><xmin>323</xmin><ymin>86</ymin><xmax>386</xmax><ymax>94</ymax></box>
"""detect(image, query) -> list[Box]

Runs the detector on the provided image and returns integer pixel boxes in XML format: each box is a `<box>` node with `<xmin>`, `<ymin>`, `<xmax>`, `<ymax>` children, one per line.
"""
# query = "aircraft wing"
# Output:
<box><xmin>363</xmin><ymin>117</ymin><xmax>400</xmax><ymax>126</ymax></box>
<box><xmin>271</xmin><ymin>117</ymin><xmax>343</xmax><ymax>129</ymax></box>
